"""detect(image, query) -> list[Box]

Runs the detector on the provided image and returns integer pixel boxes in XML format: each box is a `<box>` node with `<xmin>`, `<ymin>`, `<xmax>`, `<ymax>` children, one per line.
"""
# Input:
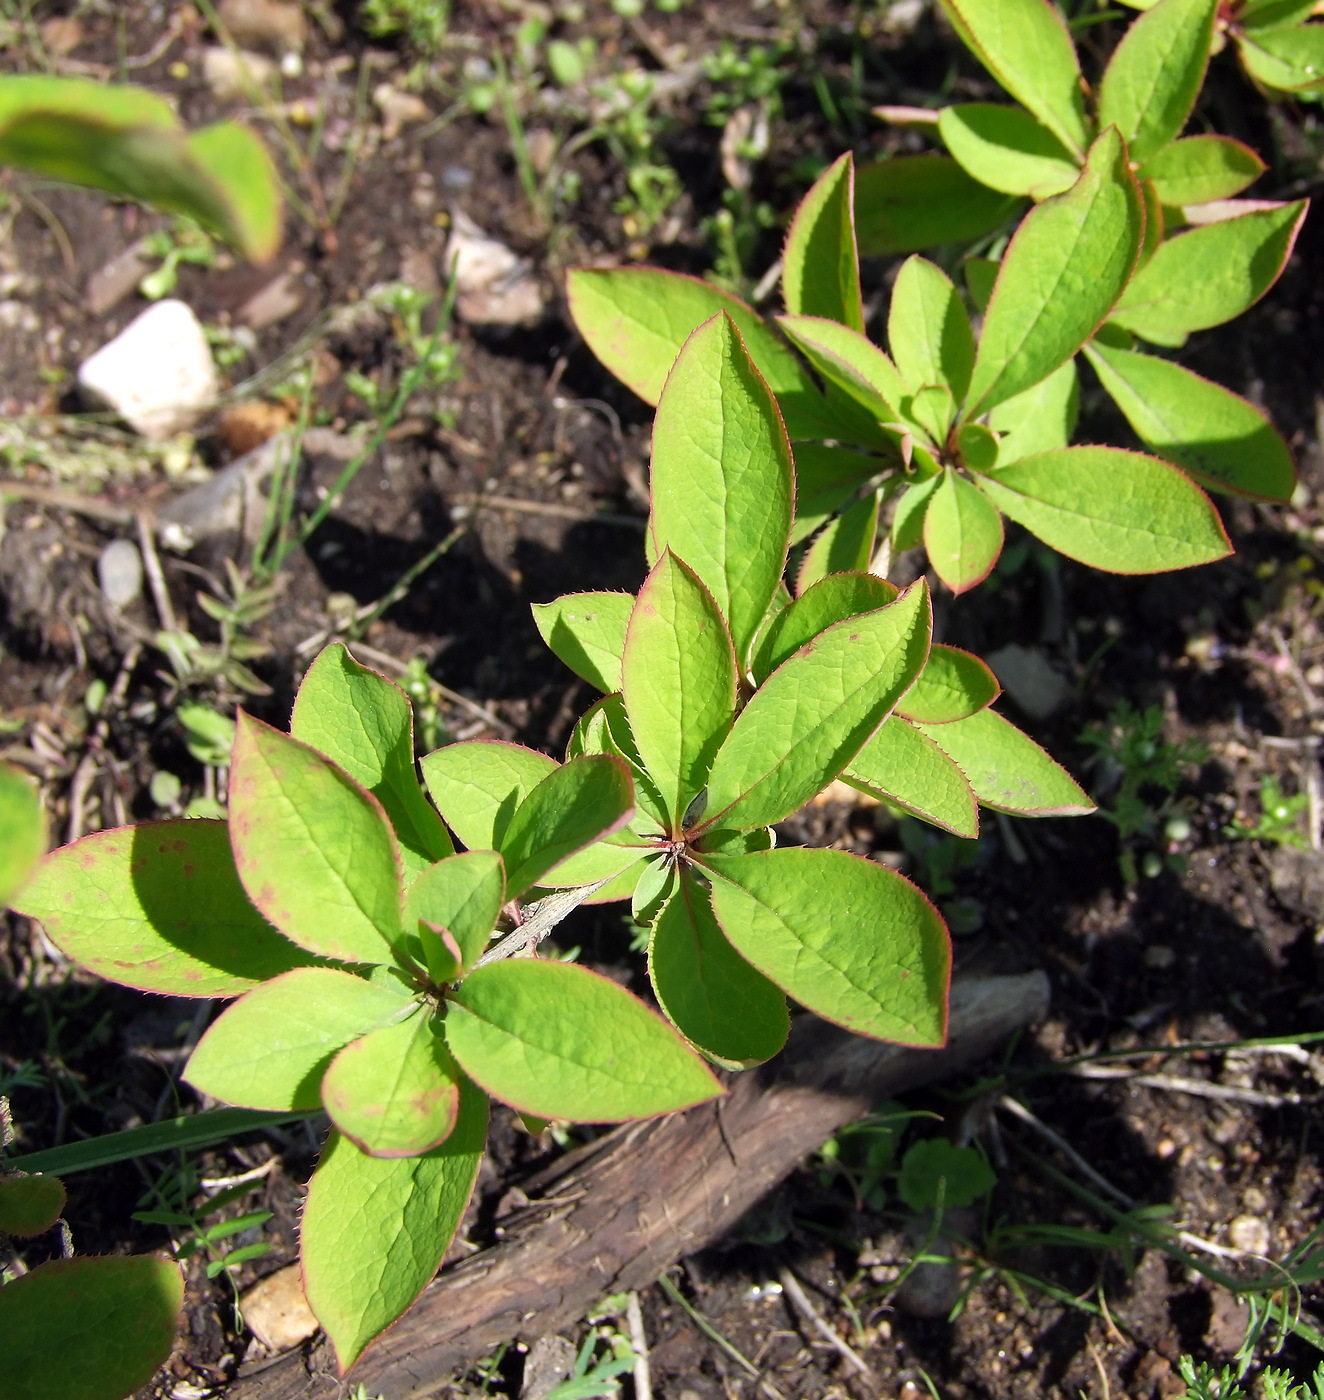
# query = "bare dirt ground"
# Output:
<box><xmin>1</xmin><ymin>3</ymin><xmax>1323</xmax><ymax>1397</ymax></box>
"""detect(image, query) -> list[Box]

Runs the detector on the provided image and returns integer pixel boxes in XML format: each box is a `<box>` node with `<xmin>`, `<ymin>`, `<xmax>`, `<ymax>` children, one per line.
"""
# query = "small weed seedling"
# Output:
<box><xmin>571</xmin><ymin>134</ymin><xmax>1298</xmax><ymax>597</ymax></box>
<box><xmin>1226</xmin><ymin>771</ymin><xmax>1311</xmax><ymax>850</ymax></box>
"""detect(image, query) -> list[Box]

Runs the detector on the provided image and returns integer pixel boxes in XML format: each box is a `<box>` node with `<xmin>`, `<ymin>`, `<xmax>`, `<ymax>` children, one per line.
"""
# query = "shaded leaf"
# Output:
<box><xmin>845</xmin><ymin>716</ymin><xmax>980</xmax><ymax>837</ymax></box>
<box><xmin>300</xmin><ymin>1083</ymin><xmax>486</xmax><ymax>1371</ymax></box>
<box><xmin>420</xmin><ymin>741</ymin><xmax>557</xmax><ymax>852</ymax></box>
<box><xmin>0</xmin><ymin>760</ymin><xmax>44</xmax><ymax>907</ymax></box>
<box><xmin>854</xmin><ymin>153</ymin><xmax>1020</xmax><ymax>255</ymax></box>
<box><xmin>446</xmin><ymin>959</ymin><xmax>722</xmax><ymax>1121</ymax></box>
<box><xmin>703</xmin><ymin>847</ymin><xmax>950</xmax><ymax>1045</ymax></box>
<box><xmin>897</xmin><ymin>644</ymin><xmax>1001</xmax><ymax>724</ymax></box>
<box><xmin>184</xmin><ymin>967</ymin><xmax>411</xmax><ymax>1111</ymax></box>
<box><xmin>797</xmin><ymin>492</ymin><xmax>880</xmax><ymax>594</ymax></box>
<box><xmin>649</xmin><ymin>867</ymin><xmax>789</xmax><ymax>1069</ymax></box>
<box><xmin>778</xmin><ymin>315</ymin><xmax>907</xmax><ymax>424</ymax></box>
<box><xmin>978</xmin><ymin>446</ymin><xmax>1232</xmax><ymax>572</ymax></box>
<box><xmin>531</xmin><ymin>591</ymin><xmax>634</xmax><ymax>694</ymax></box>
<box><xmin>14</xmin><ymin>821</ymin><xmax>310</xmax><ymax>997</ymax></box>
<box><xmin>782</xmin><ymin>153</ymin><xmax>864</xmax><ymax>331</ymax></box>
<box><xmin>937</xmin><ymin>103</ymin><xmax>1078</xmax><ymax>197</ymax></box>
<box><xmin>889</xmin><ymin>257</ymin><xmax>976</xmax><ymax>403</ymax></box>
<box><xmin>791</xmin><ymin>443</ymin><xmax>878</xmax><ymax>544</ymax></box>
<box><xmin>1237</xmin><ymin>24</ymin><xmax>1324</xmax><ymax>93</ymax></box>
<box><xmin>0</xmin><ymin>1175</ymin><xmax>66</xmax><ymax>1237</ymax></box>
<box><xmin>987</xmin><ymin>358</ymin><xmax>1079</xmax><ymax>464</ymax></box>
<box><xmin>753</xmin><ymin>571</ymin><xmax>898</xmax><ymax>683</ymax></box>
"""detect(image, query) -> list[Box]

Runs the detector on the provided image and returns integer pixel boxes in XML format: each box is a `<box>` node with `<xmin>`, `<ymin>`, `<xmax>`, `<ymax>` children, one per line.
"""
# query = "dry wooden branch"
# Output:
<box><xmin>225</xmin><ymin>970</ymin><xmax>1048</xmax><ymax>1400</ymax></box>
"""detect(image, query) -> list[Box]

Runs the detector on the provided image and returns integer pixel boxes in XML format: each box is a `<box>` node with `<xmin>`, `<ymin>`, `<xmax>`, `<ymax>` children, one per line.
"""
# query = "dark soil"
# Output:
<box><xmin>2</xmin><ymin>3</ymin><xmax>1323</xmax><ymax>1398</ymax></box>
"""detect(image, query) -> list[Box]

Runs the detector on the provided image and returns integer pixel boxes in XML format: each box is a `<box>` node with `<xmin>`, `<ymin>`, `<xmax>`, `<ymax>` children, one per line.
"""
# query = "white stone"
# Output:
<box><xmin>97</xmin><ymin>538</ymin><xmax>143</xmax><ymax>609</ymax></box>
<box><xmin>78</xmin><ymin>300</ymin><xmax>219</xmax><ymax>440</ymax></box>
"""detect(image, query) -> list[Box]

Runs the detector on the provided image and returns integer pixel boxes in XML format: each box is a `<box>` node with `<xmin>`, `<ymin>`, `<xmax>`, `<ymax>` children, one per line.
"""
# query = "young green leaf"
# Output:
<box><xmin>791</xmin><ymin>317</ymin><xmax>909</xmax><ymax>421</ymax></box>
<box><xmin>649</xmin><ymin>313</ymin><xmax>794</xmax><ymax>664</ymax></box>
<box><xmin>936</xmin><ymin>104</ymin><xmax>1079</xmax><ymax>198</ymax></box>
<box><xmin>0</xmin><ymin>1175</ymin><xmax>66</xmax><ymax>1237</ymax></box>
<box><xmin>923</xmin><ymin>469</ymin><xmax>1005</xmax><ymax>594</ymax></box>
<box><xmin>845</xmin><ymin>716</ymin><xmax>980</xmax><ymax>838</ymax></box>
<box><xmin>499</xmin><ymin>754</ymin><xmax>634</xmax><ymax>897</ymax></box>
<box><xmin>622</xmin><ymin>552</ymin><xmax>737</xmax><ymax>832</ymax></box>
<box><xmin>1138</xmin><ymin>136</ymin><xmax>1265</xmax><ymax>208</ymax></box>
<box><xmin>14</xmin><ymin>821</ymin><xmax>310</xmax><ymax>997</ymax></box>
<box><xmin>977</xmin><ymin>446</ymin><xmax>1232</xmax><ymax>572</ymax></box>
<box><xmin>323</xmin><ymin>1012</ymin><xmax>461</xmax><ymax>1158</ymax></box>
<box><xmin>403</xmin><ymin>851</ymin><xmax>506</xmax><ymax>974</ymax></box>
<box><xmin>965</xmin><ymin>129</ymin><xmax>1142</xmax><ymax>417</ymax></box>
<box><xmin>703</xmin><ymin>847</ymin><xmax>950</xmax><ymax>1046</ymax></box>
<box><xmin>891</xmin><ymin>475</ymin><xmax>942</xmax><ymax>550</ymax></box>
<box><xmin>564</xmin><ymin>267</ymin><xmax>830</xmax><ymax>440</ymax></box>
<box><xmin>1109</xmin><ymin>201</ymin><xmax>1307</xmax><ymax>344</ymax></box>
<box><xmin>445</xmin><ymin>959</ymin><xmax>722</xmax><ymax>1120</ymax></box>
<box><xmin>421</xmin><ymin>741</ymin><xmax>558</xmax><ymax>851</ymax></box>
<box><xmin>781</xmin><ymin>153</ymin><xmax>864</xmax><ymax>332</ymax></box>
<box><xmin>531</xmin><ymin>591</ymin><xmax>634</xmax><ymax>694</ymax></box>
<box><xmin>854</xmin><ymin>153</ymin><xmax>1021</xmax><ymax>256</ymax></box>
<box><xmin>184</xmin><ymin>967</ymin><xmax>412</xmax><ymax>1111</ymax></box>
<box><xmin>631</xmin><ymin>853</ymin><xmax>676</xmax><ymax>924</ymax></box>
<box><xmin>1097</xmin><ymin>0</ymin><xmax>1217</xmax><ymax>165</ymax></box>
<box><xmin>987</xmin><ymin>358</ymin><xmax>1079</xmax><ymax>464</ymax></box>
<box><xmin>0</xmin><ymin>75</ymin><xmax>281</xmax><ymax>261</ymax></box>
<box><xmin>0</xmin><ymin>760</ymin><xmax>43</xmax><ymax>907</ymax></box>
<box><xmin>940</xmin><ymin>0</ymin><xmax>1090</xmax><ymax>157</ymax></box>
<box><xmin>565</xmin><ymin>692</ymin><xmax>669</xmax><ymax>832</ymax></box>
<box><xmin>796</xmin><ymin>492</ymin><xmax>881</xmax><ymax>594</ymax></box>
<box><xmin>1083</xmin><ymin>341</ymin><xmax>1295</xmax><ymax>501</ymax></box>
<box><xmin>897</xmin><ymin>645</ymin><xmax>1001</xmax><ymax>725</ymax></box>
<box><xmin>1237</xmin><ymin>25</ymin><xmax>1324</xmax><ymax>94</ymax></box>
<box><xmin>0</xmin><ymin>1255</ymin><xmax>183</xmax><ymax>1400</ymax></box>
<box><xmin>701</xmin><ymin>581</ymin><xmax>932</xmax><ymax>832</ymax></box>
<box><xmin>648</xmin><ymin>868</ymin><xmax>789</xmax><ymax>1069</ymax></box>
<box><xmin>888</xmin><ymin>257</ymin><xmax>976</xmax><ymax>402</ymax></box>
<box><xmin>917</xmin><ymin>707</ymin><xmax>1094</xmax><ymax>814</ymax></box>
<box><xmin>300</xmin><ymin>1081</ymin><xmax>486</xmax><ymax>1371</ymax></box>
<box><xmin>753</xmin><ymin>572</ymin><xmax>898</xmax><ymax>683</ymax></box>
<box><xmin>792</xmin><ymin>443</ymin><xmax>877</xmax><ymax>544</ymax></box>
<box><xmin>291</xmin><ymin>643</ymin><xmax>453</xmax><ymax>883</ymax></box>
<box><xmin>229</xmin><ymin>713</ymin><xmax>403</xmax><ymax>963</ymax></box>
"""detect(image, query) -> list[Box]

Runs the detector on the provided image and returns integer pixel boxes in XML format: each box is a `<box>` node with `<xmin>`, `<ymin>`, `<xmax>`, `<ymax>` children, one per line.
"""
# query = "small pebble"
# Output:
<box><xmin>1228</xmin><ymin>1214</ymin><xmax>1270</xmax><ymax>1256</ymax></box>
<box><xmin>97</xmin><ymin>539</ymin><xmax>143</xmax><ymax>609</ymax></box>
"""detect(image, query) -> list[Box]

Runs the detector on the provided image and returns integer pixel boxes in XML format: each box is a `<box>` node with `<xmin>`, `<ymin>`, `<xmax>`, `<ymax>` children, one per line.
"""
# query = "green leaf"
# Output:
<box><xmin>965</xmin><ymin>128</ymin><xmax>1143</xmax><ymax>416</ymax></box>
<box><xmin>703</xmin><ymin>847</ymin><xmax>950</xmax><ymax>1046</ymax></box>
<box><xmin>1138</xmin><ymin>135</ymin><xmax>1265</xmax><ymax>207</ymax></box>
<box><xmin>917</xmin><ymin>707</ymin><xmax>1094</xmax><ymax>814</ymax></box>
<box><xmin>291</xmin><ymin>643</ymin><xmax>453</xmax><ymax>884</ymax></box>
<box><xmin>184</xmin><ymin>967</ymin><xmax>411</xmax><ymax>1111</ymax></box>
<box><xmin>14</xmin><ymin>820</ymin><xmax>310</xmax><ymax>997</ymax></box>
<box><xmin>564</xmin><ymin>267</ymin><xmax>831</xmax><ymax>440</ymax></box>
<box><xmin>0</xmin><ymin>1175</ymin><xmax>66</xmax><ymax>1236</ymax></box>
<box><xmin>753</xmin><ymin>571</ymin><xmax>898</xmax><ymax>683</ymax></box>
<box><xmin>1109</xmin><ymin>200</ymin><xmax>1308</xmax><ymax>343</ymax></box>
<box><xmin>791</xmin><ymin>443</ymin><xmax>877</xmax><ymax>545</ymax></box>
<box><xmin>898</xmin><ymin>1138</ymin><xmax>996</xmax><ymax>1210</ymax></box>
<box><xmin>648</xmin><ymin>868</ymin><xmax>788</xmax><ymax>1069</ymax></box>
<box><xmin>323</xmin><ymin>1012</ymin><xmax>461</xmax><ymax>1158</ymax></box>
<box><xmin>781</xmin><ymin>153</ymin><xmax>864</xmax><ymax>332</ymax></box>
<box><xmin>897</xmin><ymin>644</ymin><xmax>1001</xmax><ymax>724</ymax></box>
<box><xmin>499</xmin><ymin>755</ymin><xmax>634</xmax><ymax>897</ymax></box>
<box><xmin>701</xmin><ymin>581</ymin><xmax>931</xmax><ymax>832</ymax></box>
<box><xmin>845</xmin><ymin>716</ymin><xmax>980</xmax><ymax>837</ymax></box>
<box><xmin>1083</xmin><ymin>341</ymin><xmax>1295</xmax><ymax>501</ymax></box>
<box><xmin>987</xmin><ymin>358</ymin><xmax>1079</xmax><ymax>464</ymax></box>
<box><xmin>888</xmin><ymin>257</ymin><xmax>976</xmax><ymax>403</ymax></box>
<box><xmin>977</xmin><ymin>446</ymin><xmax>1232</xmax><ymax>572</ymax></box>
<box><xmin>964</xmin><ymin>255</ymin><xmax>1000</xmax><ymax>312</ymax></box>
<box><xmin>622</xmin><ymin>552</ymin><xmax>737</xmax><ymax>832</ymax></box>
<box><xmin>778</xmin><ymin>315</ymin><xmax>908</xmax><ymax>427</ymax></box>
<box><xmin>891</xmin><ymin>474</ymin><xmax>942</xmax><ymax>550</ymax></box>
<box><xmin>1097</xmin><ymin>0</ymin><xmax>1217</xmax><ymax>165</ymax></box>
<box><xmin>937</xmin><ymin>104</ymin><xmax>1079</xmax><ymax>198</ymax></box>
<box><xmin>300</xmin><ymin>1082</ymin><xmax>486</xmax><ymax>1371</ymax></box>
<box><xmin>854</xmin><ymin>154</ymin><xmax>1021</xmax><ymax>255</ymax></box>
<box><xmin>796</xmin><ymin>492</ymin><xmax>881</xmax><ymax>594</ymax></box>
<box><xmin>446</xmin><ymin>959</ymin><xmax>722</xmax><ymax>1120</ymax></box>
<box><xmin>0</xmin><ymin>760</ymin><xmax>43</xmax><ymax>907</ymax></box>
<box><xmin>403</xmin><ymin>850</ymin><xmax>506</xmax><ymax>975</ymax></box>
<box><xmin>531</xmin><ymin>591</ymin><xmax>634</xmax><ymax>694</ymax></box>
<box><xmin>0</xmin><ymin>1254</ymin><xmax>183</xmax><ymax>1400</ymax></box>
<box><xmin>923</xmin><ymin>469</ymin><xmax>1005</xmax><ymax>594</ymax></box>
<box><xmin>1240</xmin><ymin>0</ymin><xmax>1318</xmax><ymax>27</ymax></box>
<box><xmin>1237</xmin><ymin>24</ymin><xmax>1324</xmax><ymax>93</ymax></box>
<box><xmin>940</xmin><ymin>0</ymin><xmax>1090</xmax><ymax>156</ymax></box>
<box><xmin>229</xmin><ymin>713</ymin><xmax>403</xmax><ymax>963</ymax></box>
<box><xmin>421</xmin><ymin>741</ymin><xmax>558</xmax><ymax>851</ymax></box>
<box><xmin>0</xmin><ymin>75</ymin><xmax>280</xmax><ymax>261</ymax></box>
<box><xmin>649</xmin><ymin>313</ymin><xmax>794</xmax><ymax>665</ymax></box>
<box><xmin>565</xmin><ymin>692</ymin><xmax>669</xmax><ymax>833</ymax></box>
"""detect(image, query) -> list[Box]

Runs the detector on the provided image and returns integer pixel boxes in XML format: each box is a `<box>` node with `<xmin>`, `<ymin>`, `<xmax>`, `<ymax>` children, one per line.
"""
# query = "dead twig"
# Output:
<box><xmin>136</xmin><ymin>512</ymin><xmax>177</xmax><ymax>634</ymax></box>
<box><xmin>0</xmin><ymin>480</ymin><xmax>137</xmax><ymax>526</ymax></box>
<box><xmin>775</xmin><ymin>1265</ymin><xmax>872</xmax><ymax>1378</ymax></box>
<box><xmin>625</xmin><ymin>1292</ymin><xmax>652</xmax><ymax>1400</ymax></box>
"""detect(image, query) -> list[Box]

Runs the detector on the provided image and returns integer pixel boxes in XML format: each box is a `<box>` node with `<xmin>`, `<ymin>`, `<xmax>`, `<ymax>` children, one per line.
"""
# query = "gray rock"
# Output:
<box><xmin>78</xmin><ymin>300</ymin><xmax>219</xmax><ymax>440</ymax></box>
<box><xmin>1268</xmin><ymin>844</ymin><xmax>1324</xmax><ymax>921</ymax></box>
<box><xmin>97</xmin><ymin>538</ymin><xmax>143</xmax><ymax>609</ymax></box>
<box><xmin>520</xmin><ymin>1335</ymin><xmax>577</xmax><ymax>1400</ymax></box>
<box><xmin>985</xmin><ymin>643</ymin><xmax>1073</xmax><ymax>721</ymax></box>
